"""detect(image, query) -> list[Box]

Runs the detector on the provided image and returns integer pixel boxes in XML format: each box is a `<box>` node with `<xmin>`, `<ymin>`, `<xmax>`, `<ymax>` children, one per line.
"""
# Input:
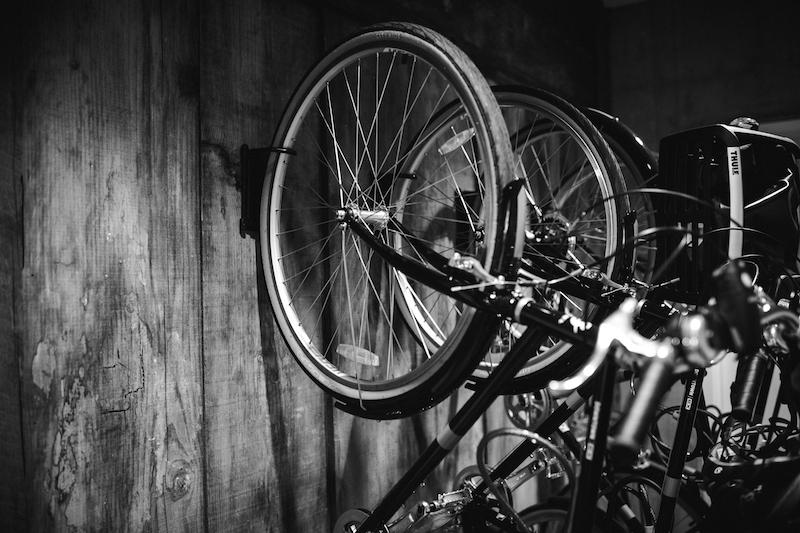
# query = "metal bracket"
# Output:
<box><xmin>239</xmin><ymin>144</ymin><xmax>295</xmax><ymax>239</ymax></box>
<box><xmin>239</xmin><ymin>144</ymin><xmax>268</xmax><ymax>239</ymax></box>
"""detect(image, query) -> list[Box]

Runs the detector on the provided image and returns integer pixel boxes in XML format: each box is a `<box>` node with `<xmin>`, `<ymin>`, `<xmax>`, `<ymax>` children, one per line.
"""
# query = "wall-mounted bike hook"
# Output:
<box><xmin>239</xmin><ymin>144</ymin><xmax>296</xmax><ymax>239</ymax></box>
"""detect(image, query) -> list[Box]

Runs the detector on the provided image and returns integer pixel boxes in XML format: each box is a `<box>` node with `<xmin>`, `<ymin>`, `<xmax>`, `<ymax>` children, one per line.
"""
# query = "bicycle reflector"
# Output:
<box><xmin>652</xmin><ymin>122</ymin><xmax>800</xmax><ymax>304</ymax></box>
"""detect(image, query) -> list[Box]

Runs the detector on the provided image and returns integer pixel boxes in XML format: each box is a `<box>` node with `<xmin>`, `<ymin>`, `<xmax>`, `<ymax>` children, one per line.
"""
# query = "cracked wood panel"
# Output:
<box><xmin>18</xmin><ymin>0</ymin><xmax>204</xmax><ymax>530</ymax></box>
<box><xmin>198</xmin><ymin>0</ymin><xmax>332</xmax><ymax>531</ymax></box>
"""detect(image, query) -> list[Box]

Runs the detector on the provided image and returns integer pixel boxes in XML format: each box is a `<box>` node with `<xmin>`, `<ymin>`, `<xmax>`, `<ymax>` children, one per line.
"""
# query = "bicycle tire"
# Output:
<box><xmin>469</xmin><ymin>86</ymin><xmax>630</xmax><ymax>391</ymax></box>
<box><xmin>606</xmin><ymin>463</ymin><xmax>709</xmax><ymax>533</ymax></box>
<box><xmin>584</xmin><ymin>107</ymin><xmax>658</xmax><ymax>287</ymax></box>
<box><xmin>520</xmin><ymin>496</ymin><xmax>623</xmax><ymax>533</ymax></box>
<box><xmin>260</xmin><ymin>22</ymin><xmax>519</xmax><ymax>417</ymax></box>
<box><xmin>521</xmin><ymin>463</ymin><xmax>708</xmax><ymax>533</ymax></box>
<box><xmin>518</xmin><ymin>499</ymin><xmax>573</xmax><ymax>533</ymax></box>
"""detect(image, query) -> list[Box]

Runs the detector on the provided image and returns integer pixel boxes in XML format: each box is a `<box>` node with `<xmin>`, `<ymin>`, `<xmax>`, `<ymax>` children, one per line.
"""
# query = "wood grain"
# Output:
<box><xmin>199</xmin><ymin>1</ymin><xmax>332</xmax><ymax>531</ymax></box>
<box><xmin>0</xmin><ymin>4</ymin><xmax>26</xmax><ymax>531</ymax></box>
<box><xmin>17</xmin><ymin>0</ymin><xmax>204</xmax><ymax>530</ymax></box>
<box><xmin>7</xmin><ymin>1</ymin><xmax>607</xmax><ymax>530</ymax></box>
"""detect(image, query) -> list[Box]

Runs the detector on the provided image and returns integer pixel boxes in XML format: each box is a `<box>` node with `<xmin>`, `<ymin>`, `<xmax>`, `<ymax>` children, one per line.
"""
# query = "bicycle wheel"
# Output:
<box><xmin>261</xmin><ymin>22</ymin><xmax>518</xmax><ymax>417</ymax></box>
<box><xmin>606</xmin><ymin>464</ymin><xmax>708</xmax><ymax>533</ymax></box>
<box><xmin>520</xmin><ymin>497</ymin><xmax>623</xmax><ymax>533</ymax></box>
<box><xmin>519</xmin><ymin>501</ymin><xmax>571</xmax><ymax>533</ymax></box>
<box><xmin>521</xmin><ymin>465</ymin><xmax>708</xmax><ymax>533</ymax></box>
<box><xmin>471</xmin><ymin>86</ymin><xmax>630</xmax><ymax>389</ymax></box>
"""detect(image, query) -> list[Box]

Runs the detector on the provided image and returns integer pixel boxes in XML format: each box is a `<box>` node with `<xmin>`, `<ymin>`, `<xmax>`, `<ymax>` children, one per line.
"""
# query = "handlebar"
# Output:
<box><xmin>550</xmin><ymin>260</ymin><xmax>775</xmax><ymax>463</ymax></box>
<box><xmin>730</xmin><ymin>352</ymin><xmax>770</xmax><ymax>423</ymax></box>
<box><xmin>444</xmin><ymin>246</ymin><xmax>799</xmax><ymax>461</ymax></box>
<box><xmin>547</xmin><ymin>299</ymin><xmax>666</xmax><ymax>393</ymax></box>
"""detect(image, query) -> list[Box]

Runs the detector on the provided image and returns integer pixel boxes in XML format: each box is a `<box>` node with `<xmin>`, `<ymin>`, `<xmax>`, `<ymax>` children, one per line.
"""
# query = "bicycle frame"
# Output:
<box><xmin>336</xmin><ymin>155</ymin><xmax>792</xmax><ymax>533</ymax></box>
<box><xmin>354</xmin><ymin>326</ymin><xmax>548</xmax><ymax>533</ymax></box>
<box><xmin>655</xmin><ymin>368</ymin><xmax>706</xmax><ymax>533</ymax></box>
<box><xmin>339</xmin><ymin>174</ymin><xmax>699</xmax><ymax>533</ymax></box>
<box><xmin>348</xmin><ymin>305</ymin><xmax>710</xmax><ymax>533</ymax></box>
<box><xmin>337</xmin><ymin>217</ymin><xmax>687</xmax><ymax>533</ymax></box>
<box><xmin>342</xmin><ymin>196</ymin><xmax>604</xmax><ymax>532</ymax></box>
<box><xmin>262</xmin><ymin>22</ymin><xmax>800</xmax><ymax>530</ymax></box>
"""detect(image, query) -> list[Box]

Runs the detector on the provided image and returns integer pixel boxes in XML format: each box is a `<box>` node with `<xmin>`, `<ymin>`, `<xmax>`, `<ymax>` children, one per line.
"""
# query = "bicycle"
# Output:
<box><xmin>512</xmin><ymin>118</ymin><xmax>800</xmax><ymax>533</ymax></box>
<box><xmin>329</xmin><ymin>259</ymin><xmax>761</xmax><ymax>533</ymax></box>
<box><xmin>257</xmin><ymin>21</ymin><xmax>800</xmax><ymax>533</ymax></box>
<box><xmin>498</xmin><ymin>119</ymin><xmax>800</xmax><ymax>531</ymax></box>
<box><xmin>519</xmin><ymin>263</ymin><xmax>800</xmax><ymax>533</ymax></box>
<box><xmin>260</xmin><ymin>21</ymin><xmax>664</xmax><ymax>419</ymax></box>
<box><xmin>328</xmin><ymin>257</ymin><xmax>799</xmax><ymax>533</ymax></box>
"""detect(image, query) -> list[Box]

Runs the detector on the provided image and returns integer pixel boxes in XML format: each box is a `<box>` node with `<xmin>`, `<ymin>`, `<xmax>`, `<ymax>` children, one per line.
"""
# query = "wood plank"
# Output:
<box><xmin>144</xmin><ymin>1</ymin><xmax>205</xmax><ymax>529</ymax></box>
<box><xmin>0</xmin><ymin>4</ymin><xmax>26</xmax><ymax>531</ymax></box>
<box><xmin>17</xmin><ymin>0</ymin><xmax>204</xmax><ymax>530</ymax></box>
<box><xmin>199</xmin><ymin>0</ymin><xmax>333</xmax><ymax>531</ymax></box>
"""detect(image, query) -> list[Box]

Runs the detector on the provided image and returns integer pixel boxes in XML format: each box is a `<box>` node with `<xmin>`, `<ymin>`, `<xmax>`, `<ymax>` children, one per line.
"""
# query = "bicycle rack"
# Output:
<box><xmin>239</xmin><ymin>144</ymin><xmax>296</xmax><ymax>239</ymax></box>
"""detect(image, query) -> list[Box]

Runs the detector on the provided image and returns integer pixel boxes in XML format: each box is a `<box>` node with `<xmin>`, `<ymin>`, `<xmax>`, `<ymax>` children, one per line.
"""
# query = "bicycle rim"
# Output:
<box><xmin>261</xmin><ymin>23</ymin><xmax>516</xmax><ymax>416</ymax></box>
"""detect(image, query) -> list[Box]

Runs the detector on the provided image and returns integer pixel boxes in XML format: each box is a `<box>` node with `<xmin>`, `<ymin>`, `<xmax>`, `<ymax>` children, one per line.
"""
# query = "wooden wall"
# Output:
<box><xmin>7</xmin><ymin>1</ymin><xmax>799</xmax><ymax>529</ymax></box>
<box><xmin>607</xmin><ymin>0</ymin><xmax>800</xmax><ymax>150</ymax></box>
<box><xmin>0</xmin><ymin>0</ymin><xmax>603</xmax><ymax>531</ymax></box>
<box><xmin>1</xmin><ymin>3</ymin><xmax>26</xmax><ymax>529</ymax></box>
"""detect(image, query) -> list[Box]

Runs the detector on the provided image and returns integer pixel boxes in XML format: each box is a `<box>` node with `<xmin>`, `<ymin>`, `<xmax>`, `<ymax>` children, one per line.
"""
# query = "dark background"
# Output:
<box><xmin>2</xmin><ymin>0</ymin><xmax>799</xmax><ymax>531</ymax></box>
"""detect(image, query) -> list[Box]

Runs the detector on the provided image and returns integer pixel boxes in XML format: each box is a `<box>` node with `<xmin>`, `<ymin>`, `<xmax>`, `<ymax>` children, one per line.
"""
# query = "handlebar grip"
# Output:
<box><xmin>730</xmin><ymin>352</ymin><xmax>769</xmax><ymax>423</ymax></box>
<box><xmin>608</xmin><ymin>355</ymin><xmax>675</xmax><ymax>463</ymax></box>
<box><xmin>710</xmin><ymin>261</ymin><xmax>761</xmax><ymax>354</ymax></box>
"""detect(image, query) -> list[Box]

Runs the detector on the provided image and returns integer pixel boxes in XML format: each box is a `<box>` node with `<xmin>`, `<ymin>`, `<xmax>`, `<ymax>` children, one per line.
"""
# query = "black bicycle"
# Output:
<box><xmin>257</xmin><ymin>22</ymin><xmax>800</xmax><ymax>533</ymax></box>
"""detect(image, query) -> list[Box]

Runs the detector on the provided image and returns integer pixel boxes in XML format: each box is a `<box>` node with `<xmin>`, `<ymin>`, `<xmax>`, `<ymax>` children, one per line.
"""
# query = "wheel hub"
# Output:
<box><xmin>337</xmin><ymin>207</ymin><xmax>391</xmax><ymax>231</ymax></box>
<box><xmin>526</xmin><ymin>212</ymin><xmax>576</xmax><ymax>258</ymax></box>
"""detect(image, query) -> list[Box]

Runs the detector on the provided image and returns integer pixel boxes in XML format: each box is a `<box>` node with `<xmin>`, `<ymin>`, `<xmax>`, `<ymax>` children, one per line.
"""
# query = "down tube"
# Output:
<box><xmin>567</xmin><ymin>355</ymin><xmax>619</xmax><ymax>533</ymax></box>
